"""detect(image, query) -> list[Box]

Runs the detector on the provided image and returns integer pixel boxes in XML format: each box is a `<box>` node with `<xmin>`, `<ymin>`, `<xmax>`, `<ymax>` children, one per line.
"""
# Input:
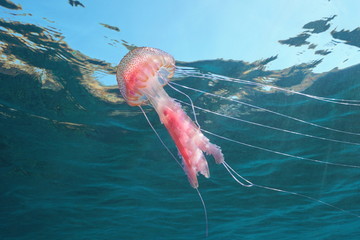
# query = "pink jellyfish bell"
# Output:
<box><xmin>116</xmin><ymin>47</ymin><xmax>224</xmax><ymax>188</ymax></box>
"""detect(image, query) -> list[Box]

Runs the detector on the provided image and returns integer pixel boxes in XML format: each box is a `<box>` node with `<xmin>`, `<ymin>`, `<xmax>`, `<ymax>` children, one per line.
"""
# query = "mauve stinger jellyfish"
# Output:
<box><xmin>116</xmin><ymin>47</ymin><xmax>224</xmax><ymax>188</ymax></box>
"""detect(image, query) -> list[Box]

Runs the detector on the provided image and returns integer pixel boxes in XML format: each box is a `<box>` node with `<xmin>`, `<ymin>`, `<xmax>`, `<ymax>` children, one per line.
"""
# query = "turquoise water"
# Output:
<box><xmin>1</xmin><ymin>1</ymin><xmax>360</xmax><ymax>240</ymax></box>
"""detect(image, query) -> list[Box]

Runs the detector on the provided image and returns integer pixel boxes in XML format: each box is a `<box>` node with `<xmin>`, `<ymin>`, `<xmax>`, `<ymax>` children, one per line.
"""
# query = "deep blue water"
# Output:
<box><xmin>1</xmin><ymin>2</ymin><xmax>360</xmax><ymax>240</ymax></box>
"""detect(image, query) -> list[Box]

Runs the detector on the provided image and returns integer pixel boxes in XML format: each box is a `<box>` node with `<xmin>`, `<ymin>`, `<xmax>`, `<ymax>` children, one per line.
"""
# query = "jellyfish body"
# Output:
<box><xmin>116</xmin><ymin>47</ymin><xmax>224</xmax><ymax>188</ymax></box>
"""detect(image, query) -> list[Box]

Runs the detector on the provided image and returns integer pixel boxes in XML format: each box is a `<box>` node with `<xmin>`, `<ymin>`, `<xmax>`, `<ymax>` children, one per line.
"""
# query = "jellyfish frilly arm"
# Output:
<box><xmin>149</xmin><ymin>87</ymin><xmax>224</xmax><ymax>188</ymax></box>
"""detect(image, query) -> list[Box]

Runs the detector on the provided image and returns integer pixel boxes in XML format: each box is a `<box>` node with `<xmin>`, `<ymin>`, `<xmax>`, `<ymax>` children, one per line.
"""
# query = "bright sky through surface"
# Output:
<box><xmin>6</xmin><ymin>0</ymin><xmax>360</xmax><ymax>84</ymax></box>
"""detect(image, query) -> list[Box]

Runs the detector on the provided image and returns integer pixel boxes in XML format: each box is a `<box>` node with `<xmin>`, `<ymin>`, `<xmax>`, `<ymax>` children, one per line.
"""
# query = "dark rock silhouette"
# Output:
<box><xmin>279</xmin><ymin>16</ymin><xmax>337</xmax><ymax>47</ymax></box>
<box><xmin>69</xmin><ymin>0</ymin><xmax>85</xmax><ymax>8</ymax></box>
<box><xmin>303</xmin><ymin>15</ymin><xmax>336</xmax><ymax>33</ymax></box>
<box><xmin>0</xmin><ymin>0</ymin><xmax>22</xmax><ymax>10</ymax></box>
<box><xmin>331</xmin><ymin>28</ymin><xmax>360</xmax><ymax>48</ymax></box>
<box><xmin>100</xmin><ymin>23</ymin><xmax>120</xmax><ymax>32</ymax></box>
<box><xmin>279</xmin><ymin>33</ymin><xmax>311</xmax><ymax>47</ymax></box>
<box><xmin>315</xmin><ymin>49</ymin><xmax>331</xmax><ymax>55</ymax></box>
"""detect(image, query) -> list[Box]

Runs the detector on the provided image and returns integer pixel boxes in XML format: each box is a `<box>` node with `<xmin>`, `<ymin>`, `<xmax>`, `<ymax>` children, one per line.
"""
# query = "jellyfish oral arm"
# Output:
<box><xmin>144</xmin><ymin>82</ymin><xmax>224</xmax><ymax>188</ymax></box>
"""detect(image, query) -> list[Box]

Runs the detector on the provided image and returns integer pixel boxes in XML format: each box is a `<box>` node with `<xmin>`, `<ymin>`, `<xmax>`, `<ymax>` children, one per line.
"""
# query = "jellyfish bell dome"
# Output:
<box><xmin>116</xmin><ymin>47</ymin><xmax>175</xmax><ymax>106</ymax></box>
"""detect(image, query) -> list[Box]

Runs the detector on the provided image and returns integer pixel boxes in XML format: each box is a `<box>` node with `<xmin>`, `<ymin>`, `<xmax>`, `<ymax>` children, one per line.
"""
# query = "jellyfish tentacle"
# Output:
<box><xmin>172</xmin><ymin>82</ymin><xmax>360</xmax><ymax>136</ymax></box>
<box><xmin>167</xmin><ymin>82</ymin><xmax>200</xmax><ymax>128</ymax></box>
<box><xmin>203</xmin><ymin>129</ymin><xmax>360</xmax><ymax>168</ymax></box>
<box><xmin>175</xmin><ymin>67</ymin><xmax>360</xmax><ymax>106</ymax></box>
<box><xmin>139</xmin><ymin>106</ymin><xmax>182</xmax><ymax>168</ymax></box>
<box><xmin>195</xmin><ymin>188</ymin><xmax>208</xmax><ymax>238</ymax></box>
<box><xmin>221</xmin><ymin>161</ymin><xmax>360</xmax><ymax>218</ymax></box>
<box><xmin>222</xmin><ymin>161</ymin><xmax>253</xmax><ymax>187</ymax></box>
<box><xmin>177</xmin><ymin>99</ymin><xmax>360</xmax><ymax>146</ymax></box>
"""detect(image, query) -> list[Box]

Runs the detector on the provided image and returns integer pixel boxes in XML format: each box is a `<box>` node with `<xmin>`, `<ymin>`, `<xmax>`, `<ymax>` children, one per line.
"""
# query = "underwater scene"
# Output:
<box><xmin>0</xmin><ymin>1</ymin><xmax>360</xmax><ymax>239</ymax></box>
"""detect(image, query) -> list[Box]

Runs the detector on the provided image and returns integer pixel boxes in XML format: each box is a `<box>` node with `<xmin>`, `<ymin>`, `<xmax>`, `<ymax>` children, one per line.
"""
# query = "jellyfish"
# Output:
<box><xmin>116</xmin><ymin>47</ymin><xmax>224</xmax><ymax>188</ymax></box>
<box><xmin>116</xmin><ymin>47</ymin><xmax>360</xmax><ymax>234</ymax></box>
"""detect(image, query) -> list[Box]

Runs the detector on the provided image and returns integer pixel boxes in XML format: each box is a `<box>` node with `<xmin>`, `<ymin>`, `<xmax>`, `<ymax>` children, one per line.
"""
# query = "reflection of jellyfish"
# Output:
<box><xmin>117</xmin><ymin>47</ymin><xmax>360</xmax><ymax>234</ymax></box>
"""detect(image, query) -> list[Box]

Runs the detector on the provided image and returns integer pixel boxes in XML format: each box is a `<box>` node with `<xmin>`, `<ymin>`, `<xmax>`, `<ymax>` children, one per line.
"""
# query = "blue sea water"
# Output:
<box><xmin>1</xmin><ymin>1</ymin><xmax>360</xmax><ymax>240</ymax></box>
